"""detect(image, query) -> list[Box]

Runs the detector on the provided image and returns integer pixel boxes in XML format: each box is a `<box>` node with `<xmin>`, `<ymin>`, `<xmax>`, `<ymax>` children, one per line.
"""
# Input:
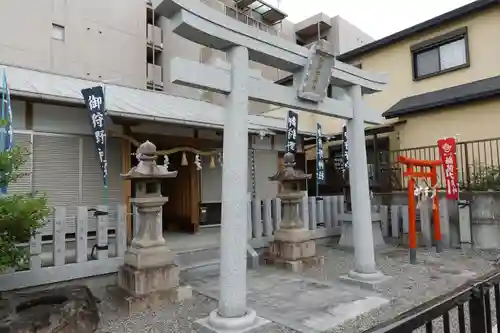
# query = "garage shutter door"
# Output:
<box><xmin>81</xmin><ymin>136</ymin><xmax>123</xmax><ymax>231</ymax></box>
<box><xmin>32</xmin><ymin>134</ymin><xmax>80</xmax><ymax>234</ymax></box>
<box><xmin>8</xmin><ymin>132</ymin><xmax>32</xmax><ymax>195</ymax></box>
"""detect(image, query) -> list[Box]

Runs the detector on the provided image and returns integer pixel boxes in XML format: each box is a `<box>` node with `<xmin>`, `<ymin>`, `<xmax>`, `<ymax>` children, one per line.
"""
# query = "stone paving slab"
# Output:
<box><xmin>187</xmin><ymin>270</ymin><xmax>389</xmax><ymax>332</ymax></box>
<box><xmin>94</xmin><ymin>245</ymin><xmax>500</xmax><ymax>333</ymax></box>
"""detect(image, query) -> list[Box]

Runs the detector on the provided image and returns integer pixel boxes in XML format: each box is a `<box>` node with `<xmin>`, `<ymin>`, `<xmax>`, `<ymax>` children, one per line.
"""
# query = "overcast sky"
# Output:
<box><xmin>271</xmin><ymin>0</ymin><xmax>475</xmax><ymax>39</ymax></box>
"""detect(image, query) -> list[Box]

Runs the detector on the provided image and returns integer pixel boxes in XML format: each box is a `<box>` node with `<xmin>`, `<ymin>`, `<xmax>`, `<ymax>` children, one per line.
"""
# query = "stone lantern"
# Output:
<box><xmin>265</xmin><ymin>152</ymin><xmax>323</xmax><ymax>272</ymax></box>
<box><xmin>118</xmin><ymin>141</ymin><xmax>191</xmax><ymax>312</ymax></box>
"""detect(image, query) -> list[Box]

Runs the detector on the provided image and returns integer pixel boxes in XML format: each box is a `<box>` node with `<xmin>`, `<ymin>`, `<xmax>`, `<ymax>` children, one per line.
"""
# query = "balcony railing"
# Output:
<box><xmin>146</xmin><ymin>63</ymin><xmax>163</xmax><ymax>88</ymax></box>
<box><xmin>224</xmin><ymin>6</ymin><xmax>278</xmax><ymax>36</ymax></box>
<box><xmin>200</xmin><ymin>0</ymin><xmax>278</xmax><ymax>36</ymax></box>
<box><xmin>147</xmin><ymin>24</ymin><xmax>163</xmax><ymax>49</ymax></box>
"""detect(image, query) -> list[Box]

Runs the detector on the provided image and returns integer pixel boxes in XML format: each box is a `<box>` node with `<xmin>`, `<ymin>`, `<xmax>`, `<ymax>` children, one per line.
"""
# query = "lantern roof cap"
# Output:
<box><xmin>121</xmin><ymin>140</ymin><xmax>178</xmax><ymax>180</ymax></box>
<box><xmin>269</xmin><ymin>152</ymin><xmax>311</xmax><ymax>182</ymax></box>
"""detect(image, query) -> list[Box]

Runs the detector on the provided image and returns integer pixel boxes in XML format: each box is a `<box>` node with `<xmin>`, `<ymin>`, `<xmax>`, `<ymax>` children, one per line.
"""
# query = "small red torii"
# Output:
<box><xmin>398</xmin><ymin>156</ymin><xmax>443</xmax><ymax>264</ymax></box>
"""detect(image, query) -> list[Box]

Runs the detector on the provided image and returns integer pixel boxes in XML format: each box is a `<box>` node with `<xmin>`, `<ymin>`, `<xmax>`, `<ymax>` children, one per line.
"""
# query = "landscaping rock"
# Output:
<box><xmin>0</xmin><ymin>285</ymin><xmax>100</xmax><ymax>333</ymax></box>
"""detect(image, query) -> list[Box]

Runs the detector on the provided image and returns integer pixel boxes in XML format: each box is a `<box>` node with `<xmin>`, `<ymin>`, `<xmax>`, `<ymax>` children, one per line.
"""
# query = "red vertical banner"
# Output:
<box><xmin>437</xmin><ymin>137</ymin><xmax>459</xmax><ymax>200</ymax></box>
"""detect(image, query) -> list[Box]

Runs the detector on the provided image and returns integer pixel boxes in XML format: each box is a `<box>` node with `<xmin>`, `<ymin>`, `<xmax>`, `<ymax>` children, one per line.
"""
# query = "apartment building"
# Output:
<box><xmin>0</xmin><ymin>0</ymin><xmax>374</xmax><ymax>232</ymax></box>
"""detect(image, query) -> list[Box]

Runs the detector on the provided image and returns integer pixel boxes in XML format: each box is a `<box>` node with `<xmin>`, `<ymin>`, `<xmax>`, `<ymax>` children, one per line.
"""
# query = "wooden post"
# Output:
<box><xmin>76</xmin><ymin>206</ymin><xmax>89</xmax><ymax>263</ymax></box>
<box><xmin>272</xmin><ymin>197</ymin><xmax>282</xmax><ymax>232</ymax></box>
<box><xmin>407</xmin><ymin>165</ymin><xmax>417</xmax><ymax>264</ymax></box>
<box><xmin>431</xmin><ymin>166</ymin><xmax>443</xmax><ymax>252</ymax></box>
<box><xmin>122</xmin><ymin>139</ymin><xmax>132</xmax><ymax>244</ymax></box>
<box><xmin>262</xmin><ymin>198</ymin><xmax>273</xmax><ymax>237</ymax></box>
<box><xmin>53</xmin><ymin>207</ymin><xmax>67</xmax><ymax>267</ymax></box>
<box><xmin>116</xmin><ymin>205</ymin><xmax>128</xmax><ymax>257</ymax></box>
<box><xmin>390</xmin><ymin>205</ymin><xmax>400</xmax><ymax>239</ymax></box>
<box><xmin>251</xmin><ymin>198</ymin><xmax>263</xmax><ymax>240</ymax></box>
<box><xmin>308</xmin><ymin>197</ymin><xmax>317</xmax><ymax>230</ymax></box>
<box><xmin>96</xmin><ymin>205</ymin><xmax>109</xmax><ymax>259</ymax></box>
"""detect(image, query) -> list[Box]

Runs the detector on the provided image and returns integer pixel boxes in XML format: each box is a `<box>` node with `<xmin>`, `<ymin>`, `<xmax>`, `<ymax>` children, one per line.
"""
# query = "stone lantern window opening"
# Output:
<box><xmin>145</xmin><ymin>181</ymin><xmax>159</xmax><ymax>195</ymax></box>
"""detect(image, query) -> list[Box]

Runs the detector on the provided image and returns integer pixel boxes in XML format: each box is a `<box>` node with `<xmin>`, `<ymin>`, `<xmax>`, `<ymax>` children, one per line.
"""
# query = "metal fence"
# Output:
<box><xmin>364</xmin><ymin>268</ymin><xmax>500</xmax><ymax>333</ymax></box>
<box><xmin>381</xmin><ymin>137</ymin><xmax>500</xmax><ymax>191</ymax></box>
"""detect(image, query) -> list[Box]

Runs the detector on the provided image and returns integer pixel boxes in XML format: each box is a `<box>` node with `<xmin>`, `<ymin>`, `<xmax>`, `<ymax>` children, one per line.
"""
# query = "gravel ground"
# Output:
<box><xmin>94</xmin><ymin>245</ymin><xmax>500</xmax><ymax>333</ymax></box>
<box><xmin>96</xmin><ymin>290</ymin><xmax>298</xmax><ymax>333</ymax></box>
<box><xmin>299</xmin><ymin>245</ymin><xmax>500</xmax><ymax>333</ymax></box>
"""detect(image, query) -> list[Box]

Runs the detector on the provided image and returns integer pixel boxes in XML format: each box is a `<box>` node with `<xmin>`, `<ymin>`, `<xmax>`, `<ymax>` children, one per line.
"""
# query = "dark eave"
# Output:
<box><xmin>337</xmin><ymin>0</ymin><xmax>500</xmax><ymax>62</ymax></box>
<box><xmin>383</xmin><ymin>75</ymin><xmax>500</xmax><ymax>119</ymax></box>
<box><xmin>275</xmin><ymin>75</ymin><xmax>293</xmax><ymax>85</ymax></box>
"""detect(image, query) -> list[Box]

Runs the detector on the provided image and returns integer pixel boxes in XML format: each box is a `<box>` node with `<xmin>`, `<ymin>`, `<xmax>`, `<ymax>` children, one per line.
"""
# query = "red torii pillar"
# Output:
<box><xmin>398</xmin><ymin>156</ymin><xmax>442</xmax><ymax>264</ymax></box>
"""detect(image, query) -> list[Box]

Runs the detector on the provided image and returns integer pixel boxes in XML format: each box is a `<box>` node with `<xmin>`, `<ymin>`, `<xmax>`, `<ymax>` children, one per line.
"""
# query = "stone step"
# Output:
<box><xmin>175</xmin><ymin>246</ymin><xmax>220</xmax><ymax>267</ymax></box>
<box><xmin>175</xmin><ymin>246</ymin><xmax>221</xmax><ymax>279</ymax></box>
<box><xmin>179</xmin><ymin>259</ymin><xmax>221</xmax><ymax>280</ymax></box>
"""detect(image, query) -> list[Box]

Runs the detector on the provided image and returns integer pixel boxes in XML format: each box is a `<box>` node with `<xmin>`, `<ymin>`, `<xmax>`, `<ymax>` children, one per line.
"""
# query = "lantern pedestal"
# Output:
<box><xmin>265</xmin><ymin>153</ymin><xmax>323</xmax><ymax>273</ymax></box>
<box><xmin>267</xmin><ymin>229</ymin><xmax>324</xmax><ymax>272</ymax></box>
<box><xmin>118</xmin><ymin>141</ymin><xmax>192</xmax><ymax>314</ymax></box>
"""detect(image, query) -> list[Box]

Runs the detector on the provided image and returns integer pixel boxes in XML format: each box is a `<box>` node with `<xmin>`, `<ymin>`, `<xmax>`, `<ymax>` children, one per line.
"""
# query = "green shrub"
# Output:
<box><xmin>468</xmin><ymin>164</ymin><xmax>500</xmax><ymax>191</ymax></box>
<box><xmin>0</xmin><ymin>145</ymin><xmax>51</xmax><ymax>272</ymax></box>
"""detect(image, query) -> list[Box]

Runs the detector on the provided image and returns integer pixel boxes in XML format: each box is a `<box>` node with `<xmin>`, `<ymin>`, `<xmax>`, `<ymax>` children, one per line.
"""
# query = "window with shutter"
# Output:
<box><xmin>32</xmin><ymin>134</ymin><xmax>80</xmax><ymax>234</ymax></box>
<box><xmin>81</xmin><ymin>137</ymin><xmax>123</xmax><ymax>231</ymax></box>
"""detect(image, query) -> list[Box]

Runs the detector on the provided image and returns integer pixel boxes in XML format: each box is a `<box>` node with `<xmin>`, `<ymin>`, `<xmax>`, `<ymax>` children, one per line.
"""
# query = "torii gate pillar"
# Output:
<box><xmin>216</xmin><ymin>45</ymin><xmax>258</xmax><ymax>324</ymax></box>
<box><xmin>340</xmin><ymin>85</ymin><xmax>389</xmax><ymax>286</ymax></box>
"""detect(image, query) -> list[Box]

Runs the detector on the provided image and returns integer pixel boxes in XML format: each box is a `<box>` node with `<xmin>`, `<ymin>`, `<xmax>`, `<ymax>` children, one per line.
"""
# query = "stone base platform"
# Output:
<box><xmin>117</xmin><ymin>263</ymin><xmax>192</xmax><ymax>314</ymax></box>
<box><xmin>119</xmin><ymin>285</ymin><xmax>192</xmax><ymax>314</ymax></box>
<box><xmin>264</xmin><ymin>235</ymin><xmax>324</xmax><ymax>272</ymax></box>
<box><xmin>194</xmin><ymin>309</ymin><xmax>271</xmax><ymax>333</ymax></box>
<box><xmin>339</xmin><ymin>270</ymin><xmax>392</xmax><ymax>291</ymax></box>
<box><xmin>264</xmin><ymin>255</ymin><xmax>325</xmax><ymax>273</ymax></box>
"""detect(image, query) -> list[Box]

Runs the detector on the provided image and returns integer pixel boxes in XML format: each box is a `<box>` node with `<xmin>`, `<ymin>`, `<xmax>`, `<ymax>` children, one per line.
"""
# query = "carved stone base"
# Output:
<box><xmin>124</xmin><ymin>245</ymin><xmax>176</xmax><ymax>269</ymax></box>
<box><xmin>269</xmin><ymin>239</ymin><xmax>316</xmax><ymax>261</ymax></box>
<box><xmin>117</xmin><ymin>263</ymin><xmax>192</xmax><ymax>314</ymax></box>
<box><xmin>264</xmin><ymin>255</ymin><xmax>324</xmax><ymax>273</ymax></box>
<box><xmin>118</xmin><ymin>264</ymin><xmax>180</xmax><ymax>296</ymax></box>
<box><xmin>265</xmin><ymin>229</ymin><xmax>323</xmax><ymax>272</ymax></box>
<box><xmin>121</xmin><ymin>285</ymin><xmax>192</xmax><ymax>314</ymax></box>
<box><xmin>274</xmin><ymin>228</ymin><xmax>313</xmax><ymax>243</ymax></box>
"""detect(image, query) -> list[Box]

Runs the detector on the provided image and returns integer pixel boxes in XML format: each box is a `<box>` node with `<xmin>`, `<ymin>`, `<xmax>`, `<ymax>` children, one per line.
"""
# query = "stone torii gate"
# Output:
<box><xmin>154</xmin><ymin>0</ymin><xmax>389</xmax><ymax>331</ymax></box>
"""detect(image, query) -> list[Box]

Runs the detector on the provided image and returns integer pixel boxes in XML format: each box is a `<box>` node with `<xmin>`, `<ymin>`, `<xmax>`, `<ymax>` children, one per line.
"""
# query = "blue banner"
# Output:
<box><xmin>1</xmin><ymin>69</ymin><xmax>13</xmax><ymax>195</ymax></box>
